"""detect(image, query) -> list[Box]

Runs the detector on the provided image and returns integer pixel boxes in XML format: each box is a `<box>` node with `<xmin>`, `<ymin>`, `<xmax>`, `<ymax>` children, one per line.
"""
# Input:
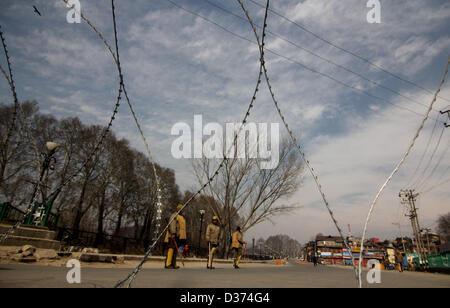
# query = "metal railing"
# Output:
<box><xmin>0</xmin><ymin>202</ymin><xmax>59</xmax><ymax>228</ymax></box>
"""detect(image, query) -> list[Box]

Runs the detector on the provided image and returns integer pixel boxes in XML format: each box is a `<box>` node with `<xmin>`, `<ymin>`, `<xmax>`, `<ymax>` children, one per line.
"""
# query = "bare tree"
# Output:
<box><xmin>0</xmin><ymin>101</ymin><xmax>39</xmax><ymax>205</ymax></box>
<box><xmin>437</xmin><ymin>212</ymin><xmax>450</xmax><ymax>242</ymax></box>
<box><xmin>192</xmin><ymin>138</ymin><xmax>304</xmax><ymax>257</ymax></box>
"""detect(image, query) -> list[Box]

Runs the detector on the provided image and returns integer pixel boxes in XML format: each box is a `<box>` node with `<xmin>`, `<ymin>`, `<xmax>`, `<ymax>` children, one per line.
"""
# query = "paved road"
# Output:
<box><xmin>0</xmin><ymin>261</ymin><xmax>449</xmax><ymax>288</ymax></box>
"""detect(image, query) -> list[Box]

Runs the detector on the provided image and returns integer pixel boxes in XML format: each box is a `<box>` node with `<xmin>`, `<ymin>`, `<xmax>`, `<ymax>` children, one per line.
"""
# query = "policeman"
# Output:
<box><xmin>206</xmin><ymin>216</ymin><xmax>222</xmax><ymax>269</ymax></box>
<box><xmin>164</xmin><ymin>204</ymin><xmax>187</xmax><ymax>269</ymax></box>
<box><xmin>232</xmin><ymin>226</ymin><xmax>245</xmax><ymax>269</ymax></box>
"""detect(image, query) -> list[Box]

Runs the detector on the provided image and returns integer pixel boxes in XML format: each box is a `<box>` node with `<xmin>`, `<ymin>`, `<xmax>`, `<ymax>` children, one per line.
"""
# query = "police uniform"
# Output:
<box><xmin>206</xmin><ymin>216</ymin><xmax>221</xmax><ymax>269</ymax></box>
<box><xmin>232</xmin><ymin>228</ymin><xmax>244</xmax><ymax>269</ymax></box>
<box><xmin>164</xmin><ymin>204</ymin><xmax>186</xmax><ymax>269</ymax></box>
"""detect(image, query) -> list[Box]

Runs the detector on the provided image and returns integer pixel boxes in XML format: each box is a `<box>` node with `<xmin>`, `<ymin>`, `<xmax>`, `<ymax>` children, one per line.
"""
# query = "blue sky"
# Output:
<box><xmin>1</xmin><ymin>0</ymin><xmax>449</xmax><ymax>244</ymax></box>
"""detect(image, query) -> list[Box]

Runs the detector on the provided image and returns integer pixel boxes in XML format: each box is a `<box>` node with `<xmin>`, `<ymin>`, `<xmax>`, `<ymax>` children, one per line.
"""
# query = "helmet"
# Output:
<box><xmin>212</xmin><ymin>216</ymin><xmax>218</xmax><ymax>221</ymax></box>
<box><xmin>177</xmin><ymin>204</ymin><xmax>183</xmax><ymax>211</ymax></box>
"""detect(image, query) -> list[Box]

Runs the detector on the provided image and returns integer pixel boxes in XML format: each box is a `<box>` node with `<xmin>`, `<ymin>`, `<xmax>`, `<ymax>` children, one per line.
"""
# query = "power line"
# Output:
<box><xmin>421</xmin><ymin>174</ymin><xmax>450</xmax><ymax>195</ymax></box>
<box><xmin>115</xmin><ymin>0</ymin><xmax>269</xmax><ymax>288</ymax></box>
<box><xmin>202</xmin><ymin>0</ymin><xmax>442</xmax><ymax>117</ymax></box>
<box><xmin>161</xmin><ymin>0</ymin><xmax>443</xmax><ymax>122</ymax></box>
<box><xmin>247</xmin><ymin>0</ymin><xmax>450</xmax><ymax>104</ymax></box>
<box><xmin>359</xmin><ymin>56</ymin><xmax>450</xmax><ymax>287</ymax></box>
<box><xmin>403</xmin><ymin>113</ymin><xmax>441</xmax><ymax>189</ymax></box>
<box><xmin>411</xmin><ymin>126</ymin><xmax>446</xmax><ymax>189</ymax></box>
<box><xmin>236</xmin><ymin>0</ymin><xmax>362</xmax><ymax>286</ymax></box>
<box><xmin>416</xmin><ymin>135</ymin><xmax>450</xmax><ymax>192</ymax></box>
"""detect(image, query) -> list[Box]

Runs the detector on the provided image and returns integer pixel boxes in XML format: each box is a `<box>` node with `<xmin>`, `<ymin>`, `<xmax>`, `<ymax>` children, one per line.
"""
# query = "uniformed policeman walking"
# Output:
<box><xmin>164</xmin><ymin>204</ymin><xmax>187</xmax><ymax>269</ymax></box>
<box><xmin>206</xmin><ymin>216</ymin><xmax>222</xmax><ymax>269</ymax></box>
<box><xmin>232</xmin><ymin>226</ymin><xmax>245</xmax><ymax>269</ymax></box>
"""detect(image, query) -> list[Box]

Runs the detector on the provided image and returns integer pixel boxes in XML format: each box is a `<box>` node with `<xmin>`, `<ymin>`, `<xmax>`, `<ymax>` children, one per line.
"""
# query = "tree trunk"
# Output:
<box><xmin>71</xmin><ymin>175</ymin><xmax>89</xmax><ymax>240</ymax></box>
<box><xmin>94</xmin><ymin>189</ymin><xmax>106</xmax><ymax>247</ymax></box>
<box><xmin>114</xmin><ymin>201</ymin><xmax>125</xmax><ymax>236</ymax></box>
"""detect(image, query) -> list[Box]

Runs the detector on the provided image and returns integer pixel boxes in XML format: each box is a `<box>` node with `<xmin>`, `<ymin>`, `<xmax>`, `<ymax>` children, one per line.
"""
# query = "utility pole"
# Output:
<box><xmin>399</xmin><ymin>189</ymin><xmax>427</xmax><ymax>266</ymax></box>
<box><xmin>441</xmin><ymin>109</ymin><xmax>450</xmax><ymax>127</ymax></box>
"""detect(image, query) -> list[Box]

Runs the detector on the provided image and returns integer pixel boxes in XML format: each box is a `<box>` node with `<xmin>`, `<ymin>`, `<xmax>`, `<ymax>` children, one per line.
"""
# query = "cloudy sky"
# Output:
<box><xmin>1</xmin><ymin>0</ymin><xmax>449</xmax><ymax>244</ymax></box>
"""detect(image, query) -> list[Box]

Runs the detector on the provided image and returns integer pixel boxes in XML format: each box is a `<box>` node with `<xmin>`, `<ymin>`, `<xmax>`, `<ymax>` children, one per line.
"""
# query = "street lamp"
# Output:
<box><xmin>198</xmin><ymin>209</ymin><xmax>205</xmax><ymax>256</ymax></box>
<box><xmin>28</xmin><ymin>141</ymin><xmax>60</xmax><ymax>225</ymax></box>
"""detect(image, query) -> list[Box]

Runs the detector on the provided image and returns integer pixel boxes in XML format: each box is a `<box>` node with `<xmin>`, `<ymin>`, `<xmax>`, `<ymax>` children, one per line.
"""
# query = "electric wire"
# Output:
<box><xmin>411</xmin><ymin>125</ymin><xmax>446</xmax><ymax>189</ymax></box>
<box><xmin>416</xmin><ymin>135</ymin><xmax>450</xmax><ymax>192</ymax></box>
<box><xmin>236</xmin><ymin>0</ymin><xmax>361</xmax><ymax>286</ymax></box>
<box><xmin>202</xmin><ymin>0</ymin><xmax>443</xmax><ymax>118</ymax></box>
<box><xmin>247</xmin><ymin>0</ymin><xmax>450</xmax><ymax>104</ymax></box>
<box><xmin>161</xmin><ymin>0</ymin><xmax>442</xmax><ymax>122</ymax></box>
<box><xmin>114</xmin><ymin>0</ymin><xmax>269</xmax><ymax>289</ymax></box>
<box><xmin>403</xmin><ymin>113</ymin><xmax>441</xmax><ymax>189</ymax></box>
<box><xmin>358</xmin><ymin>56</ymin><xmax>450</xmax><ymax>288</ymax></box>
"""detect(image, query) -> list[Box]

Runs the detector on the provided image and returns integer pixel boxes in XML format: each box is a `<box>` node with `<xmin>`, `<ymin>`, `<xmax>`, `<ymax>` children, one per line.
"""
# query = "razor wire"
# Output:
<box><xmin>0</xmin><ymin>28</ymin><xmax>42</xmax><ymax>171</ymax></box>
<box><xmin>358</xmin><ymin>56</ymin><xmax>450</xmax><ymax>288</ymax></box>
<box><xmin>0</xmin><ymin>25</ymin><xmax>19</xmax><ymax>157</ymax></box>
<box><xmin>113</xmin><ymin>0</ymin><xmax>269</xmax><ymax>289</ymax></box>
<box><xmin>0</xmin><ymin>77</ymin><xmax>122</xmax><ymax>242</ymax></box>
<box><xmin>201</xmin><ymin>0</ymin><xmax>443</xmax><ymax>119</ymax></box>
<box><xmin>0</xmin><ymin>27</ymin><xmax>46</xmax><ymax>243</ymax></box>
<box><xmin>45</xmin><ymin>0</ymin><xmax>125</xmax><ymax>204</ymax></box>
<box><xmin>0</xmin><ymin>0</ymin><xmax>446</xmax><ymax>288</ymax></box>
<box><xmin>110</xmin><ymin>0</ymin><xmax>163</xmax><ymax>249</ymax></box>
<box><xmin>0</xmin><ymin>66</ymin><xmax>42</xmax><ymax>242</ymax></box>
<box><xmin>59</xmin><ymin>0</ymin><xmax>165</xmax><ymax>251</ymax></box>
<box><xmin>164</xmin><ymin>0</ymin><xmax>443</xmax><ymax>124</ymax></box>
<box><xmin>1</xmin><ymin>1</ymin><xmax>160</xmax><ymax>244</ymax></box>
<box><xmin>0</xmin><ymin>0</ymin><xmax>125</xmax><ymax>241</ymax></box>
<box><xmin>236</xmin><ymin>0</ymin><xmax>361</xmax><ymax>286</ymax></box>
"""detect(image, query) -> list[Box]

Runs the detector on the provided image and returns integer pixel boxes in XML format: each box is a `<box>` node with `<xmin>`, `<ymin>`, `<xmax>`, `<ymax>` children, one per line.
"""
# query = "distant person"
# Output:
<box><xmin>395</xmin><ymin>249</ymin><xmax>403</xmax><ymax>272</ymax></box>
<box><xmin>313</xmin><ymin>252</ymin><xmax>318</xmax><ymax>267</ymax></box>
<box><xmin>232</xmin><ymin>226</ymin><xmax>245</xmax><ymax>269</ymax></box>
<box><xmin>206</xmin><ymin>216</ymin><xmax>222</xmax><ymax>269</ymax></box>
<box><xmin>163</xmin><ymin>204</ymin><xmax>187</xmax><ymax>269</ymax></box>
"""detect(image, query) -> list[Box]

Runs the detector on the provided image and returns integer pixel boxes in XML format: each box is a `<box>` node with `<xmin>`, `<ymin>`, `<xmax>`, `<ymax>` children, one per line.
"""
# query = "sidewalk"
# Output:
<box><xmin>0</xmin><ymin>245</ymin><xmax>277</xmax><ymax>268</ymax></box>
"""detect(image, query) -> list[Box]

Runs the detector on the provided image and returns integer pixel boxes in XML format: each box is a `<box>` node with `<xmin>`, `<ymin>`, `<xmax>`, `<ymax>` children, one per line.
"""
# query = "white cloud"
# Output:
<box><xmin>1</xmin><ymin>0</ymin><xmax>449</xmax><ymax>244</ymax></box>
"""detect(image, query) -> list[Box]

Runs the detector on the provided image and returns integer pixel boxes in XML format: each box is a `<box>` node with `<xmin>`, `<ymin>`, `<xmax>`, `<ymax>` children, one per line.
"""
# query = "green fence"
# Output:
<box><xmin>413</xmin><ymin>253</ymin><xmax>450</xmax><ymax>269</ymax></box>
<box><xmin>0</xmin><ymin>202</ymin><xmax>25</xmax><ymax>222</ymax></box>
<box><xmin>0</xmin><ymin>202</ymin><xmax>59</xmax><ymax>228</ymax></box>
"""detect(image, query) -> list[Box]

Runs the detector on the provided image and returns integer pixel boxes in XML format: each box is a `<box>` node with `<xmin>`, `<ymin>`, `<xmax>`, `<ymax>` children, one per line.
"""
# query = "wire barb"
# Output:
<box><xmin>236</xmin><ymin>0</ymin><xmax>361</xmax><ymax>286</ymax></box>
<box><xmin>358</xmin><ymin>56</ymin><xmax>450</xmax><ymax>288</ymax></box>
<box><xmin>115</xmin><ymin>0</ymin><xmax>269</xmax><ymax>289</ymax></box>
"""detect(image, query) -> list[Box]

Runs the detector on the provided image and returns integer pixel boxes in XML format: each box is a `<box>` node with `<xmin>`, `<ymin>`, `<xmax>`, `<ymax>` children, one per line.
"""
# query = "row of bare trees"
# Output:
<box><xmin>0</xmin><ymin>101</ymin><xmax>182</xmax><ymax>250</ymax></box>
<box><xmin>1</xmin><ymin>101</ymin><xmax>306</xmax><ymax>255</ymax></box>
<box><xmin>263</xmin><ymin>234</ymin><xmax>303</xmax><ymax>258</ymax></box>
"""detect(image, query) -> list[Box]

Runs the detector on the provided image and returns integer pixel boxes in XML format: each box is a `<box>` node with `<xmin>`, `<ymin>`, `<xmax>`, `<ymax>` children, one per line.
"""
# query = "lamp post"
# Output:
<box><xmin>252</xmin><ymin>238</ymin><xmax>255</xmax><ymax>258</ymax></box>
<box><xmin>28</xmin><ymin>141</ymin><xmax>59</xmax><ymax>225</ymax></box>
<box><xmin>392</xmin><ymin>222</ymin><xmax>406</xmax><ymax>252</ymax></box>
<box><xmin>198</xmin><ymin>209</ymin><xmax>205</xmax><ymax>257</ymax></box>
